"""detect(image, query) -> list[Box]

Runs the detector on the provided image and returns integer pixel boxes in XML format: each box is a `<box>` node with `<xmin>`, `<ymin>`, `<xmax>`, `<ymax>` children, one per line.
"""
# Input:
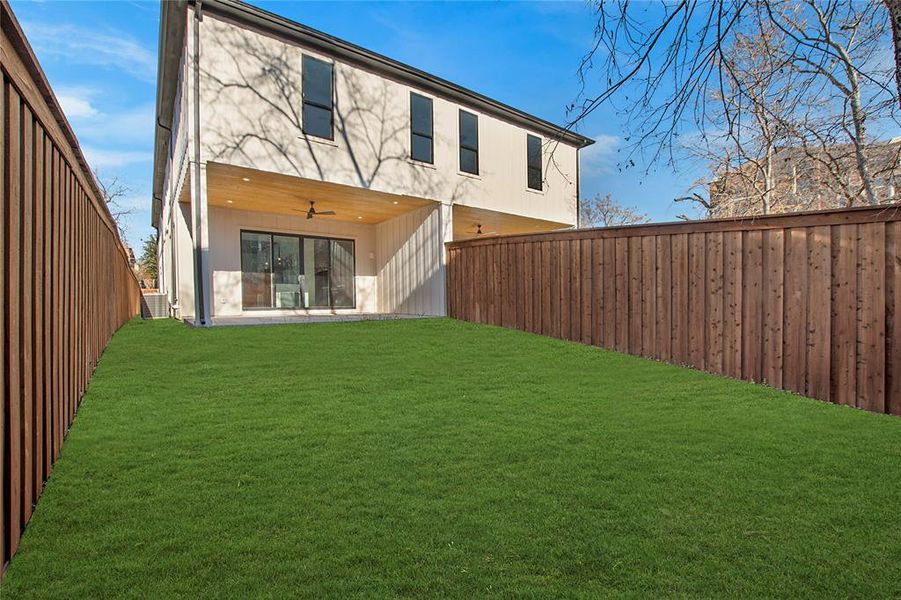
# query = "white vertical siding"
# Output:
<box><xmin>376</xmin><ymin>203</ymin><xmax>445</xmax><ymax>315</ymax></box>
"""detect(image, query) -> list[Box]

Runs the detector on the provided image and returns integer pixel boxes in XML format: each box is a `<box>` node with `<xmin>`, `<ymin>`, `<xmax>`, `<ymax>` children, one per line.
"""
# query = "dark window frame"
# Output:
<box><xmin>527</xmin><ymin>134</ymin><xmax>543</xmax><ymax>191</ymax></box>
<box><xmin>409</xmin><ymin>92</ymin><xmax>434</xmax><ymax>164</ymax></box>
<box><xmin>301</xmin><ymin>54</ymin><xmax>335</xmax><ymax>141</ymax></box>
<box><xmin>240</xmin><ymin>229</ymin><xmax>356</xmax><ymax>310</ymax></box>
<box><xmin>458</xmin><ymin>109</ymin><xmax>479</xmax><ymax>175</ymax></box>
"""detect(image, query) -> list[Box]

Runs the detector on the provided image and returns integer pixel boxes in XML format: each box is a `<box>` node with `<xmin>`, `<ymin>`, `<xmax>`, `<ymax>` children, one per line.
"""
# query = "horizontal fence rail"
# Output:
<box><xmin>1</xmin><ymin>1</ymin><xmax>141</xmax><ymax>575</ymax></box>
<box><xmin>447</xmin><ymin>206</ymin><xmax>901</xmax><ymax>417</ymax></box>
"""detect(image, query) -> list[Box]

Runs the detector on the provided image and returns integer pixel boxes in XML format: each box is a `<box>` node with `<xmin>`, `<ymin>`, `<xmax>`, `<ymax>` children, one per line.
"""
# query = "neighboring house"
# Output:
<box><xmin>152</xmin><ymin>0</ymin><xmax>593</xmax><ymax>325</ymax></box>
<box><xmin>708</xmin><ymin>139</ymin><xmax>901</xmax><ymax>218</ymax></box>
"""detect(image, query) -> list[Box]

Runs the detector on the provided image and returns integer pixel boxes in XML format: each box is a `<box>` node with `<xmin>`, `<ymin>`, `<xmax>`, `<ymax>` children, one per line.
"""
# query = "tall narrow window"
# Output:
<box><xmin>302</xmin><ymin>55</ymin><xmax>333</xmax><ymax>140</ymax></box>
<box><xmin>459</xmin><ymin>110</ymin><xmax>479</xmax><ymax>175</ymax></box>
<box><xmin>527</xmin><ymin>134</ymin><xmax>542</xmax><ymax>190</ymax></box>
<box><xmin>410</xmin><ymin>93</ymin><xmax>433</xmax><ymax>163</ymax></box>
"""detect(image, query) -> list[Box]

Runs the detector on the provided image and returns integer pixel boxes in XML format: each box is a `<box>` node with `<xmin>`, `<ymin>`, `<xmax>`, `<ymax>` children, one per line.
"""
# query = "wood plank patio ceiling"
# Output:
<box><xmin>197</xmin><ymin>162</ymin><xmax>434</xmax><ymax>225</ymax></box>
<box><xmin>452</xmin><ymin>204</ymin><xmax>571</xmax><ymax>241</ymax></box>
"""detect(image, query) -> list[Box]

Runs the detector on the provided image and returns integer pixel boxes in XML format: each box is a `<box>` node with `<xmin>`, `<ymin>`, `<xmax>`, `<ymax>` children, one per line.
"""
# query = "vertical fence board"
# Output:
<box><xmin>784</xmin><ymin>228</ymin><xmax>809</xmax><ymax>394</ymax></box>
<box><xmin>571</xmin><ymin>240</ymin><xmax>582</xmax><ymax>342</ymax></box>
<box><xmin>705</xmin><ymin>232</ymin><xmax>724</xmax><ymax>374</ymax></box>
<box><xmin>0</xmin><ymin>73</ymin><xmax>7</xmax><ymax>570</ymax></box>
<box><xmin>603</xmin><ymin>238</ymin><xmax>616</xmax><ymax>348</ymax></box>
<box><xmin>33</xmin><ymin>126</ymin><xmax>44</xmax><ymax>497</ymax></box>
<box><xmin>857</xmin><ymin>223</ymin><xmax>885</xmax><ymax>412</ymax></box>
<box><xmin>590</xmin><ymin>239</ymin><xmax>602</xmax><ymax>345</ymax></box>
<box><xmin>580</xmin><ymin>239</ymin><xmax>592</xmax><ymax>344</ymax></box>
<box><xmin>806</xmin><ymin>226</ymin><xmax>831</xmax><ymax>401</ymax></box>
<box><xmin>888</xmin><ymin>222</ymin><xmax>901</xmax><ymax>415</ymax></box>
<box><xmin>722</xmin><ymin>232</ymin><xmax>742</xmax><ymax>378</ymax></box>
<box><xmin>22</xmin><ymin>106</ymin><xmax>35</xmax><ymax>523</ymax></box>
<box><xmin>628</xmin><ymin>236</ymin><xmax>642</xmax><ymax>355</ymax></box>
<box><xmin>7</xmin><ymin>85</ymin><xmax>23</xmax><ymax>557</ymax></box>
<box><xmin>560</xmin><ymin>240</ymin><xmax>571</xmax><ymax>340</ymax></box>
<box><xmin>514</xmin><ymin>244</ymin><xmax>524</xmax><ymax>331</ymax></box>
<box><xmin>742</xmin><ymin>230</ymin><xmax>763</xmax><ymax>382</ymax></box>
<box><xmin>641</xmin><ymin>236</ymin><xmax>656</xmax><ymax>358</ymax></box>
<box><xmin>688</xmin><ymin>233</ymin><xmax>706</xmax><ymax>370</ymax></box>
<box><xmin>655</xmin><ymin>235</ymin><xmax>672</xmax><ymax>361</ymax></box>
<box><xmin>762</xmin><ymin>229</ymin><xmax>785</xmax><ymax>387</ymax></box>
<box><xmin>671</xmin><ymin>234</ymin><xmax>689</xmax><ymax>365</ymax></box>
<box><xmin>613</xmin><ymin>238</ymin><xmax>627</xmax><ymax>352</ymax></box>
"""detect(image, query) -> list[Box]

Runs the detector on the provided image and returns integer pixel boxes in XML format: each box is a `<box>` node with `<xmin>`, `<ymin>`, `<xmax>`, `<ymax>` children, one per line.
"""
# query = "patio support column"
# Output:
<box><xmin>190</xmin><ymin>163</ymin><xmax>212</xmax><ymax>325</ymax></box>
<box><xmin>438</xmin><ymin>202</ymin><xmax>453</xmax><ymax>316</ymax></box>
<box><xmin>189</xmin><ymin>0</ymin><xmax>212</xmax><ymax>326</ymax></box>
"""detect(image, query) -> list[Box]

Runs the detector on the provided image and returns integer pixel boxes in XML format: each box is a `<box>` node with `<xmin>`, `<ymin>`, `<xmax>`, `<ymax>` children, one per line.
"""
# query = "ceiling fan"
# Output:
<box><xmin>293</xmin><ymin>201</ymin><xmax>336</xmax><ymax>220</ymax></box>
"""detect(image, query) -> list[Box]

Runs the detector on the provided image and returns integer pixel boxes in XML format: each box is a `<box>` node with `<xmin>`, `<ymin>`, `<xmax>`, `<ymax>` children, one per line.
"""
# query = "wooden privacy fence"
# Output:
<box><xmin>447</xmin><ymin>206</ymin><xmax>901</xmax><ymax>417</ymax></box>
<box><xmin>1</xmin><ymin>2</ymin><xmax>141</xmax><ymax>574</ymax></box>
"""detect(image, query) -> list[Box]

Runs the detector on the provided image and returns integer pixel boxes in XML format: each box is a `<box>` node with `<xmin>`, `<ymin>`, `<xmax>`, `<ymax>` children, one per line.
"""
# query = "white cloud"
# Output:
<box><xmin>581</xmin><ymin>134</ymin><xmax>620</xmax><ymax>175</ymax></box>
<box><xmin>55</xmin><ymin>86</ymin><xmax>102</xmax><ymax>120</ymax></box>
<box><xmin>77</xmin><ymin>103</ymin><xmax>155</xmax><ymax>145</ymax></box>
<box><xmin>58</xmin><ymin>94</ymin><xmax>99</xmax><ymax>119</ymax></box>
<box><xmin>83</xmin><ymin>148</ymin><xmax>152</xmax><ymax>169</ymax></box>
<box><xmin>20</xmin><ymin>21</ymin><xmax>156</xmax><ymax>82</ymax></box>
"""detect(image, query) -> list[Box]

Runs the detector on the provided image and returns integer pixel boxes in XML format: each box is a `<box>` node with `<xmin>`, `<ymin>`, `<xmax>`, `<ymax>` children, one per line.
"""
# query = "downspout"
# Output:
<box><xmin>191</xmin><ymin>0</ymin><xmax>207</xmax><ymax>325</ymax></box>
<box><xmin>575</xmin><ymin>148</ymin><xmax>581</xmax><ymax>229</ymax></box>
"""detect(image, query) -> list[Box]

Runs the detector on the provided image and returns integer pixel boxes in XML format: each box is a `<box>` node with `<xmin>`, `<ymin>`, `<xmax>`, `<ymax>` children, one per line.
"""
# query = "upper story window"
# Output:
<box><xmin>302</xmin><ymin>55</ymin><xmax>333</xmax><ymax>140</ymax></box>
<box><xmin>410</xmin><ymin>93</ymin><xmax>433</xmax><ymax>163</ymax></box>
<box><xmin>459</xmin><ymin>110</ymin><xmax>479</xmax><ymax>175</ymax></box>
<box><xmin>527</xmin><ymin>134</ymin><xmax>542</xmax><ymax>191</ymax></box>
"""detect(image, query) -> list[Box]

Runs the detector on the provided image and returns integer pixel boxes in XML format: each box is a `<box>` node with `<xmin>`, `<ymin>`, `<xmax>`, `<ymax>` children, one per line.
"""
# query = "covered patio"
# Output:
<box><xmin>167</xmin><ymin>162</ymin><xmax>570</xmax><ymax>325</ymax></box>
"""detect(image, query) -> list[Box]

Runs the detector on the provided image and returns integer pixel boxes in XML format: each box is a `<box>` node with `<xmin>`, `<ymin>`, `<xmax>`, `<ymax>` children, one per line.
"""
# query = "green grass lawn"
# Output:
<box><xmin>3</xmin><ymin>318</ymin><xmax>900</xmax><ymax>598</ymax></box>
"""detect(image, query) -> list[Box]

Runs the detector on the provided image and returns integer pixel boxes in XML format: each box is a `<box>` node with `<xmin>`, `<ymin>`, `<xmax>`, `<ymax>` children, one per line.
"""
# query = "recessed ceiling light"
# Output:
<box><xmin>227</xmin><ymin>200</ymin><xmax>233</xmax><ymax>204</ymax></box>
<box><xmin>392</xmin><ymin>201</ymin><xmax>398</xmax><ymax>205</ymax></box>
<box><xmin>357</xmin><ymin>216</ymin><xmax>363</xmax><ymax>219</ymax></box>
<box><xmin>242</xmin><ymin>177</ymin><xmax>250</xmax><ymax>182</ymax></box>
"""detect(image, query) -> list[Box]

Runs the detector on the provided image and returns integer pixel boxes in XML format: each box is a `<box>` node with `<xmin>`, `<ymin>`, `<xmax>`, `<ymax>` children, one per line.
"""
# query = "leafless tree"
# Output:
<box><xmin>777</xmin><ymin>1</ymin><xmax>897</xmax><ymax>206</ymax></box>
<box><xmin>580</xmin><ymin>193</ymin><xmax>650</xmax><ymax>227</ymax></box>
<box><xmin>682</xmin><ymin>11</ymin><xmax>797</xmax><ymax>217</ymax></box>
<box><xmin>573</xmin><ymin>0</ymin><xmax>899</xmax><ymax>215</ymax></box>
<box><xmin>886</xmin><ymin>0</ymin><xmax>901</xmax><ymax>107</ymax></box>
<box><xmin>94</xmin><ymin>170</ymin><xmax>134</xmax><ymax>237</ymax></box>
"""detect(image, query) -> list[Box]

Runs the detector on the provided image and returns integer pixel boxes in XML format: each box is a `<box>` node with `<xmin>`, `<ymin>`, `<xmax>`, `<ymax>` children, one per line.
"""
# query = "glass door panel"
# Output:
<box><xmin>330</xmin><ymin>239</ymin><xmax>355</xmax><ymax>308</ymax></box>
<box><xmin>302</xmin><ymin>237</ymin><xmax>331</xmax><ymax>307</ymax></box>
<box><xmin>241</xmin><ymin>232</ymin><xmax>272</xmax><ymax>308</ymax></box>
<box><xmin>272</xmin><ymin>235</ymin><xmax>301</xmax><ymax>308</ymax></box>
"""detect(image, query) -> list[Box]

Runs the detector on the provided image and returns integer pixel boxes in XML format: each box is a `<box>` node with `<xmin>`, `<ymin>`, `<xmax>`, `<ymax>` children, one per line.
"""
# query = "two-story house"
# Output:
<box><xmin>152</xmin><ymin>0</ymin><xmax>593</xmax><ymax>325</ymax></box>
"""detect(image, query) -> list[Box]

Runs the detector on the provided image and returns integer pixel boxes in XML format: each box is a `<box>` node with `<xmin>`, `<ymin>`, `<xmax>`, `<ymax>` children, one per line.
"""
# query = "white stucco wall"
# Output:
<box><xmin>197</xmin><ymin>13</ymin><xmax>580</xmax><ymax>226</ymax></box>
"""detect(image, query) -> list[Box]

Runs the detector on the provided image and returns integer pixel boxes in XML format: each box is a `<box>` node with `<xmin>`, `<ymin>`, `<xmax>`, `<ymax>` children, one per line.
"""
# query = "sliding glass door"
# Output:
<box><xmin>240</xmin><ymin>230</ymin><xmax>355</xmax><ymax>310</ymax></box>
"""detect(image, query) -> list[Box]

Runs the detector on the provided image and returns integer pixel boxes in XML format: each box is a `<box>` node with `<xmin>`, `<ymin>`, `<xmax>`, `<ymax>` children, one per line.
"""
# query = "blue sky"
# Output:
<box><xmin>10</xmin><ymin>0</ymin><xmax>701</xmax><ymax>250</ymax></box>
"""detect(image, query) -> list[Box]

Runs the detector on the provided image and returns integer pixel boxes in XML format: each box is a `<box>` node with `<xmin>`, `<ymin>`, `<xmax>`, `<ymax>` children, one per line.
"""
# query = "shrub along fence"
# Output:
<box><xmin>447</xmin><ymin>205</ymin><xmax>901</xmax><ymax>417</ymax></box>
<box><xmin>1</xmin><ymin>2</ymin><xmax>141</xmax><ymax>574</ymax></box>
